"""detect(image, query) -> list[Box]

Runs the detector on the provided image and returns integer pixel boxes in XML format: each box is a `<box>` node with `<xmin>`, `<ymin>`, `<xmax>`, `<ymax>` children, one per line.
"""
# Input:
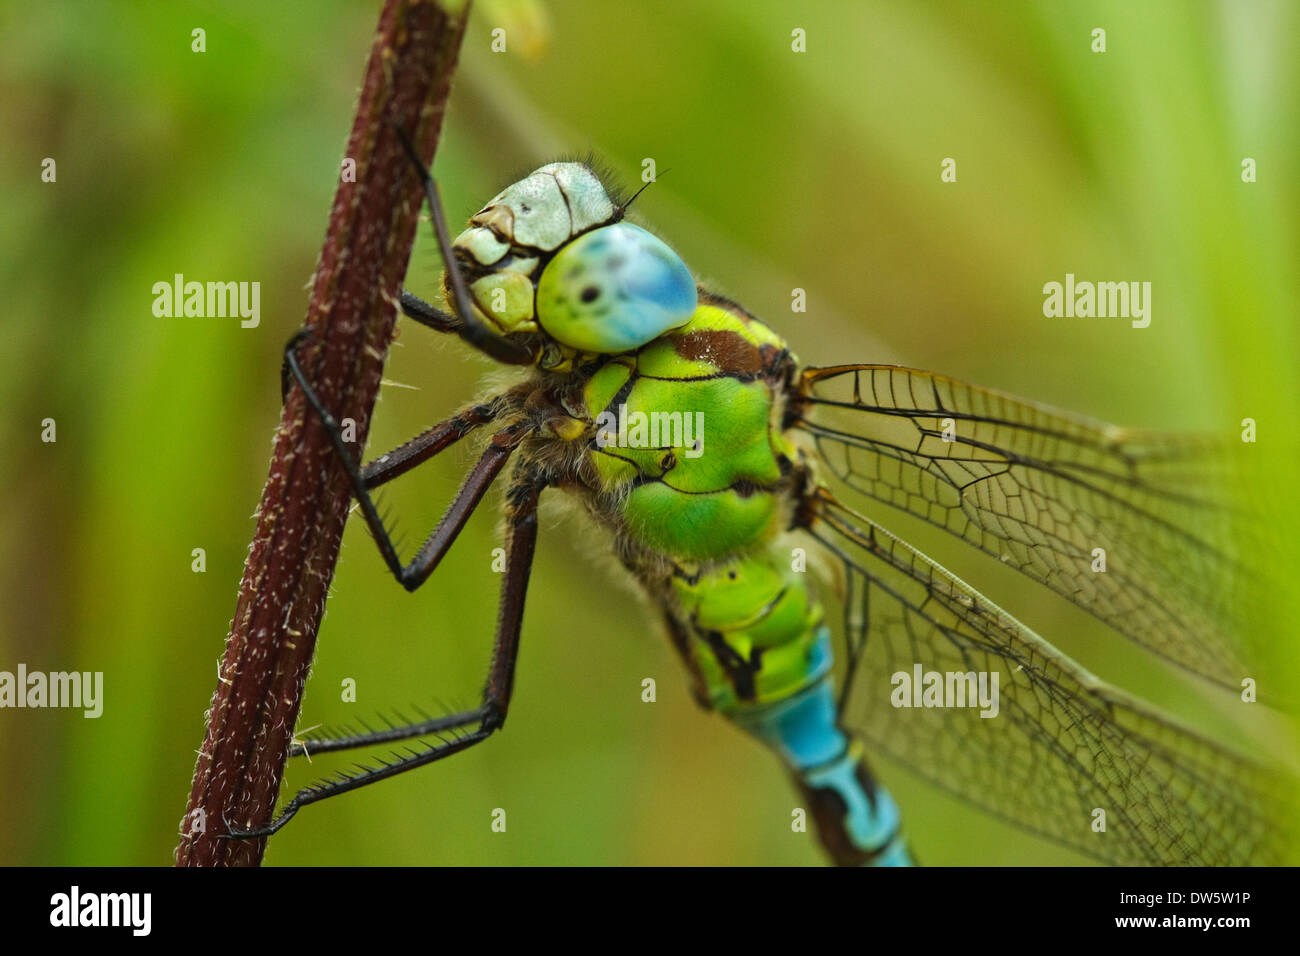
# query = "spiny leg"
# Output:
<box><xmin>399</xmin><ymin>289</ymin><xmax>459</xmax><ymax>334</ymax></box>
<box><xmin>359</xmin><ymin>397</ymin><xmax>505</xmax><ymax>490</ymax></box>
<box><xmin>280</xmin><ymin>382</ymin><xmax>513</xmax><ymax>756</ymax></box>
<box><xmin>392</xmin><ymin>127</ymin><xmax>535</xmax><ymax>366</ymax></box>
<box><xmin>294</xmin><ymin>474</ymin><xmax>542</xmax><ymax>757</ymax></box>
<box><xmin>284</xmin><ymin>338</ymin><xmax>529</xmax><ymax>591</ymax></box>
<box><xmin>224</xmin><ymin>476</ymin><xmax>544</xmax><ymax>838</ymax></box>
<box><xmin>290</xmin><ymin>708</ymin><xmax>480</xmax><ymax>758</ymax></box>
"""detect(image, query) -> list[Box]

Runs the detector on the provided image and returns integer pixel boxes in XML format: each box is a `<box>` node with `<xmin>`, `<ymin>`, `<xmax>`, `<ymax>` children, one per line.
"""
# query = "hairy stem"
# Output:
<box><xmin>175</xmin><ymin>0</ymin><xmax>472</xmax><ymax>867</ymax></box>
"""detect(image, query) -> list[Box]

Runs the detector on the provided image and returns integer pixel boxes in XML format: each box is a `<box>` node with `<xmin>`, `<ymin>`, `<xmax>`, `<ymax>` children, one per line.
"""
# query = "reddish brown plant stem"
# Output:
<box><xmin>175</xmin><ymin>0</ymin><xmax>471</xmax><ymax>867</ymax></box>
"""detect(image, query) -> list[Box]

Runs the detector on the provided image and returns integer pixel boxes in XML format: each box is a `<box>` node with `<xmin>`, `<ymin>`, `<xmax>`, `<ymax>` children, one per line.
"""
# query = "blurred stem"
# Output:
<box><xmin>175</xmin><ymin>0</ymin><xmax>471</xmax><ymax>867</ymax></box>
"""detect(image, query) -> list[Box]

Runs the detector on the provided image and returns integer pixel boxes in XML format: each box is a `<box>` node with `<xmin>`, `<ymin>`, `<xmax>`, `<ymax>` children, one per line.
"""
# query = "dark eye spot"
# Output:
<box><xmin>521</xmin><ymin>204</ymin><xmax>531</xmax><ymax>213</ymax></box>
<box><xmin>728</xmin><ymin>570</ymin><xmax>737</xmax><ymax>580</ymax></box>
<box><xmin>580</xmin><ymin>286</ymin><xmax>600</xmax><ymax>303</ymax></box>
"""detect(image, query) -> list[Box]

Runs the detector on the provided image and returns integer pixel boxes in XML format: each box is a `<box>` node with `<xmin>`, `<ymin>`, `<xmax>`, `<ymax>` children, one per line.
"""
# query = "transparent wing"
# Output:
<box><xmin>804</xmin><ymin>490</ymin><xmax>1293</xmax><ymax>865</ymax></box>
<box><xmin>793</xmin><ymin>364</ymin><xmax>1257</xmax><ymax>689</ymax></box>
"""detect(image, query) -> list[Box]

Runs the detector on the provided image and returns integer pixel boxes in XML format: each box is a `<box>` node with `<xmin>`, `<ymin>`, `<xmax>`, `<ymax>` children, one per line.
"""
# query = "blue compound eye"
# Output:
<box><xmin>536</xmin><ymin>223</ymin><xmax>698</xmax><ymax>353</ymax></box>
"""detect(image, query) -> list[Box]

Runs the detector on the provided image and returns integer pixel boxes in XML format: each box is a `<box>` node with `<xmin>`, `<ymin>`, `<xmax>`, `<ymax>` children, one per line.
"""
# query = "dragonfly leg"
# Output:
<box><xmin>288</xmin><ymin>708</ymin><xmax>482</xmax><ymax>758</ymax></box>
<box><xmin>284</xmin><ymin>336</ymin><xmax>529</xmax><ymax>592</ymax></box>
<box><xmin>392</xmin><ymin>127</ymin><xmax>535</xmax><ymax>366</ymax></box>
<box><xmin>398</xmin><ymin>289</ymin><xmax>459</xmax><ymax>333</ymax></box>
<box><xmin>358</xmin><ymin>398</ymin><xmax>504</xmax><ymax>490</ymax></box>
<box><xmin>224</xmin><ymin>476</ymin><xmax>544</xmax><ymax>839</ymax></box>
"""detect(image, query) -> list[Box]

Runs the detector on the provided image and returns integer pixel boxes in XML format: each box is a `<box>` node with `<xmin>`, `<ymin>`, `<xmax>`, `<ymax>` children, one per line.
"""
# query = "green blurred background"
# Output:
<box><xmin>1</xmin><ymin>0</ymin><xmax>1297</xmax><ymax>866</ymax></box>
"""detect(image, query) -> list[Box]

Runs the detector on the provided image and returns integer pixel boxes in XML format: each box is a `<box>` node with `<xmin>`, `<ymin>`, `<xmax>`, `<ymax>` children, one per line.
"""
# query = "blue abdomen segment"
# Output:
<box><xmin>731</xmin><ymin>633</ymin><xmax>914</xmax><ymax>866</ymax></box>
<box><xmin>802</xmin><ymin>743</ymin><xmax>913</xmax><ymax>866</ymax></box>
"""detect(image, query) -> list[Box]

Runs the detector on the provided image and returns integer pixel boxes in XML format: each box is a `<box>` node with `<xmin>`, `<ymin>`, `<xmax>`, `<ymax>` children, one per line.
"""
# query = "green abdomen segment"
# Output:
<box><xmin>671</xmin><ymin>552</ymin><xmax>826</xmax><ymax>708</ymax></box>
<box><xmin>674</xmin><ymin>551</ymin><xmax>913</xmax><ymax>866</ymax></box>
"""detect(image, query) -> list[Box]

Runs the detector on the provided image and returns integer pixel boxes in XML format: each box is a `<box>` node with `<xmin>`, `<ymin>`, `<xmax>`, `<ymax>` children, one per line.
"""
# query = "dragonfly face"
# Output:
<box><xmin>450</xmin><ymin>163</ymin><xmax>698</xmax><ymax>355</ymax></box>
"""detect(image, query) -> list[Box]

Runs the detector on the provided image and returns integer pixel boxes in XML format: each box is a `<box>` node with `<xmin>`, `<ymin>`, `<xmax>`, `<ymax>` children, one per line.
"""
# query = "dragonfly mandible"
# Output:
<box><xmin>234</xmin><ymin>132</ymin><xmax>1292</xmax><ymax>865</ymax></box>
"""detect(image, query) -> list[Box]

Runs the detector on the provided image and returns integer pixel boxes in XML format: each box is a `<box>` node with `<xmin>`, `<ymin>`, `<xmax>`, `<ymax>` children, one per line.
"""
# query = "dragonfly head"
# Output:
<box><xmin>449</xmin><ymin>162</ymin><xmax>697</xmax><ymax>359</ymax></box>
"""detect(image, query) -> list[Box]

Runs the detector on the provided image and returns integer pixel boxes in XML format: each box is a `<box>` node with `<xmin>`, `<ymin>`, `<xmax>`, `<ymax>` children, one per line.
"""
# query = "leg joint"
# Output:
<box><xmin>480</xmin><ymin>700</ymin><xmax>507</xmax><ymax>733</ymax></box>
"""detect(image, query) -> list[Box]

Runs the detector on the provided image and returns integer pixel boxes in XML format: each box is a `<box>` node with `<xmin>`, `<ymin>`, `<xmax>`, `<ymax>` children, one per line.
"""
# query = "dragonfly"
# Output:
<box><xmin>236</xmin><ymin>131</ymin><xmax>1293</xmax><ymax>865</ymax></box>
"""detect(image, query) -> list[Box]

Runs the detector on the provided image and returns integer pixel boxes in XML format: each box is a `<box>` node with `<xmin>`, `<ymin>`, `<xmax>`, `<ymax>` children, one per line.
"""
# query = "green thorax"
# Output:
<box><xmin>580</xmin><ymin>295</ymin><xmax>801</xmax><ymax>563</ymax></box>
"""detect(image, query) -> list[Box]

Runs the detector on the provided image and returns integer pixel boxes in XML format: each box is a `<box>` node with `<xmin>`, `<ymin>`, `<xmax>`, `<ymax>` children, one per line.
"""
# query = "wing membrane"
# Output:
<box><xmin>794</xmin><ymin>364</ymin><xmax>1256</xmax><ymax>688</ymax></box>
<box><xmin>804</xmin><ymin>490</ymin><xmax>1292</xmax><ymax>865</ymax></box>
